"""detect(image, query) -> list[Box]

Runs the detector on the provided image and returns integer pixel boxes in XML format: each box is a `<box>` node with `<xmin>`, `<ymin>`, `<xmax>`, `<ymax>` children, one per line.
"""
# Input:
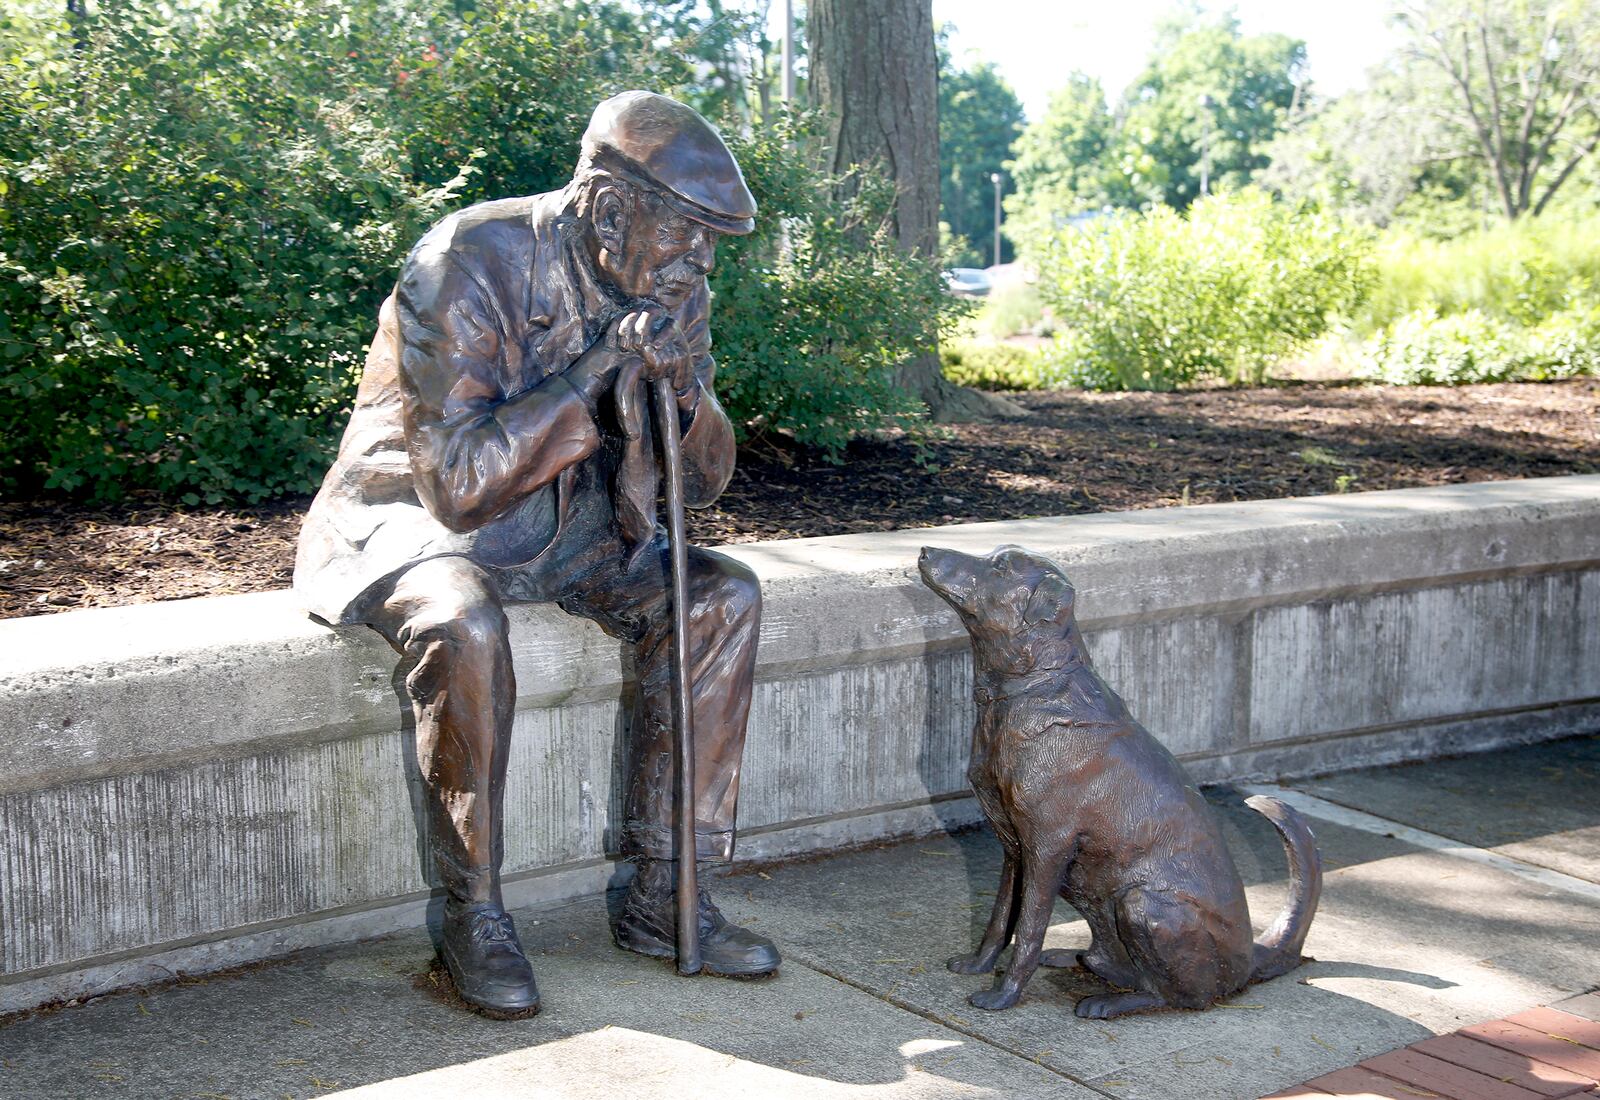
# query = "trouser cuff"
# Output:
<box><xmin>435</xmin><ymin>850</ymin><xmax>500</xmax><ymax>905</ymax></box>
<box><xmin>621</xmin><ymin>822</ymin><xmax>735</xmax><ymax>863</ymax></box>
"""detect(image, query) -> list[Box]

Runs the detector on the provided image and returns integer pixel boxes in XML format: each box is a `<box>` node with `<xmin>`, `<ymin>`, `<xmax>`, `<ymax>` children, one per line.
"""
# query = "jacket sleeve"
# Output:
<box><xmin>394</xmin><ymin>241</ymin><xmax>601</xmax><ymax>533</ymax></box>
<box><xmin>674</xmin><ymin>283</ymin><xmax>737</xmax><ymax>508</ymax></box>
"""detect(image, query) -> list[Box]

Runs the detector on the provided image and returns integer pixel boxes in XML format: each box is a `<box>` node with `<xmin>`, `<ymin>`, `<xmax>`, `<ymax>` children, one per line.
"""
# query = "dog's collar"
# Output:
<box><xmin>973</xmin><ymin>659</ymin><xmax>1085</xmax><ymax>705</ymax></box>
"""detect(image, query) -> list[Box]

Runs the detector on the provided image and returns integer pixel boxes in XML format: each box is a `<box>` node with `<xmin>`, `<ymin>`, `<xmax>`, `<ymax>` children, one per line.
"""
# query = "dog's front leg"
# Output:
<box><xmin>948</xmin><ymin>852</ymin><xmax>1020</xmax><ymax>974</ymax></box>
<box><xmin>970</xmin><ymin>855</ymin><xmax>1062</xmax><ymax>1011</ymax></box>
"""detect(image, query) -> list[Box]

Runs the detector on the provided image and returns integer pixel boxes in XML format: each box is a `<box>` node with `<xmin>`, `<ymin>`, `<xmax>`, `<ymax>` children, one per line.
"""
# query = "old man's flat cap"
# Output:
<box><xmin>582</xmin><ymin>90</ymin><xmax>757</xmax><ymax>236</ymax></box>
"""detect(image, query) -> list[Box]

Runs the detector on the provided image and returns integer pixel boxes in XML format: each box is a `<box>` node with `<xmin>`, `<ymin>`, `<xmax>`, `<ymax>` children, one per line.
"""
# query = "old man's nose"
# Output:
<box><xmin>686</xmin><ymin>232</ymin><xmax>715</xmax><ymax>275</ymax></box>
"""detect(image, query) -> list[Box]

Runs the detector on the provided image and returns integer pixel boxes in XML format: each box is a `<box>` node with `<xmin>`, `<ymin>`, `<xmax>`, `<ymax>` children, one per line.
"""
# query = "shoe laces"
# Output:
<box><xmin>468</xmin><ymin>910</ymin><xmax>519</xmax><ymax>946</ymax></box>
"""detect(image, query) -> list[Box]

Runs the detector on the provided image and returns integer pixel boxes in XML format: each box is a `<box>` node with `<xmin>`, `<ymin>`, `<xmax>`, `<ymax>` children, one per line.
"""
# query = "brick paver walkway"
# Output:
<box><xmin>1265</xmin><ymin>993</ymin><xmax>1600</xmax><ymax>1099</ymax></box>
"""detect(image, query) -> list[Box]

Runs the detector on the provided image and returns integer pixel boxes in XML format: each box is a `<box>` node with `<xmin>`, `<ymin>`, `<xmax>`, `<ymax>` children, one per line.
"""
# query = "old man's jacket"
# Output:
<box><xmin>294</xmin><ymin>190</ymin><xmax>736</xmax><ymax>625</ymax></box>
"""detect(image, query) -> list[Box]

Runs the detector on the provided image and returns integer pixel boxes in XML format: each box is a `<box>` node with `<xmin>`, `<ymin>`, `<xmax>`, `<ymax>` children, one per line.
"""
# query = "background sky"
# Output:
<box><xmin>928</xmin><ymin>0</ymin><xmax>1403</xmax><ymax>121</ymax></box>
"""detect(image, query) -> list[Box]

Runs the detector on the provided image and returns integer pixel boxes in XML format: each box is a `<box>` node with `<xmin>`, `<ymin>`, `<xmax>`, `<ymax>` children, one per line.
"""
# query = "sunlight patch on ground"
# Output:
<box><xmin>324</xmin><ymin>1026</ymin><xmax>1006</xmax><ymax>1100</ymax></box>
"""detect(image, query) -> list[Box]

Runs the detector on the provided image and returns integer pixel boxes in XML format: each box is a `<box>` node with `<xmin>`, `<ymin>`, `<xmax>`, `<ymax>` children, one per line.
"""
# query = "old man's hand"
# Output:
<box><xmin>610</xmin><ymin>306</ymin><xmax>694</xmax><ymax>394</ymax></box>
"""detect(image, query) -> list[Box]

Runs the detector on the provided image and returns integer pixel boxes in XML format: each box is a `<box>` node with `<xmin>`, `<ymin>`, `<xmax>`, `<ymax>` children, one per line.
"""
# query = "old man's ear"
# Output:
<box><xmin>591</xmin><ymin>183</ymin><xmax>632</xmax><ymax>254</ymax></box>
<box><xmin>1021</xmin><ymin>572</ymin><xmax>1074</xmax><ymax>627</ymax></box>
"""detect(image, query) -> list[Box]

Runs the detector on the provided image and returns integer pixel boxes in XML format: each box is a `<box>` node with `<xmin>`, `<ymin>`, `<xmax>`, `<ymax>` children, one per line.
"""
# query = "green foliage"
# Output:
<box><xmin>1007</xmin><ymin>13</ymin><xmax>1305</xmax><ymax>256</ymax></box>
<box><xmin>0</xmin><ymin>0</ymin><xmax>471</xmax><ymax>501</ymax></box>
<box><xmin>1116</xmin><ymin>12</ymin><xmax>1306</xmax><ymax>211</ymax></box>
<box><xmin>939</xmin><ymin>339</ymin><xmax>1053</xmax><ymax>392</ymax></box>
<box><xmin>974</xmin><ymin>281</ymin><xmax>1048</xmax><ymax>340</ymax></box>
<box><xmin>1357</xmin><ymin>305</ymin><xmax>1600</xmax><ymax>384</ymax></box>
<box><xmin>1355</xmin><ymin>210</ymin><xmax>1600</xmax><ymax>385</ymax></box>
<box><xmin>1</xmin><ymin>0</ymin><xmax>952</xmax><ymax>499</ymax></box>
<box><xmin>938</xmin><ymin>54</ymin><xmax>1024</xmax><ymax>268</ymax></box>
<box><xmin>1262</xmin><ymin>0</ymin><xmax>1600</xmax><ymax>230</ymax></box>
<box><xmin>1394</xmin><ymin>0</ymin><xmax>1600</xmax><ymax>223</ymax></box>
<box><xmin>712</xmin><ymin>115</ymin><xmax>961</xmax><ymax>459</ymax></box>
<box><xmin>1003</xmin><ymin>75</ymin><xmax>1127</xmax><ymax>249</ymax></box>
<box><xmin>1258</xmin><ymin>71</ymin><xmax>1455</xmax><ymax>229</ymax></box>
<box><xmin>1360</xmin><ymin>213</ymin><xmax>1600</xmax><ymax>332</ymax></box>
<box><xmin>1036</xmin><ymin>190</ymin><xmax>1375</xmax><ymax>390</ymax></box>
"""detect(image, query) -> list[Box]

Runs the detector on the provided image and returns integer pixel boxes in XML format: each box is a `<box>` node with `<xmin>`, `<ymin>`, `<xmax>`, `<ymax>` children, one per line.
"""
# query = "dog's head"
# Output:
<box><xmin>918</xmin><ymin>544</ymin><xmax>1082</xmax><ymax>675</ymax></box>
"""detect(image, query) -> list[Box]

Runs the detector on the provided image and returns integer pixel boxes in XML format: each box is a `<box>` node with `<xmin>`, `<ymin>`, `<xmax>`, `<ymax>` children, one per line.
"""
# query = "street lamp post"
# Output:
<box><xmin>991</xmin><ymin>171</ymin><xmax>1002</xmax><ymax>268</ymax></box>
<box><xmin>780</xmin><ymin>0</ymin><xmax>794</xmax><ymax>105</ymax></box>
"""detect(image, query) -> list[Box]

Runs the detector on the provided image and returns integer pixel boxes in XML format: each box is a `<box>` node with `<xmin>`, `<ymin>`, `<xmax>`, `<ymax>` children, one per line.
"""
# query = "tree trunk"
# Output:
<box><xmin>809</xmin><ymin>0</ymin><xmax>1022</xmax><ymax>423</ymax></box>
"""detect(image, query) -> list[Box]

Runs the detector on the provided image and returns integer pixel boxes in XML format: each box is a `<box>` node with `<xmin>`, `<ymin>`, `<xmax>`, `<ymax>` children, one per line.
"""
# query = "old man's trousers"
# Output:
<box><xmin>367</xmin><ymin>530</ymin><xmax>761</xmax><ymax>906</ymax></box>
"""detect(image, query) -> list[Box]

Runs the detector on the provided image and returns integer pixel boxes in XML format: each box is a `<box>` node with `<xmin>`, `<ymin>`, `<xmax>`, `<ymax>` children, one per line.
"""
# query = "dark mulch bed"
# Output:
<box><xmin>3</xmin><ymin>379</ymin><xmax>1596</xmax><ymax>620</ymax></box>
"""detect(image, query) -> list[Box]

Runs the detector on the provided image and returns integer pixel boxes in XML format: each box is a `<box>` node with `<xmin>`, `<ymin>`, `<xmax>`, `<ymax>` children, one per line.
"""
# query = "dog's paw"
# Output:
<box><xmin>1038</xmin><ymin>949</ymin><xmax>1076</xmax><ymax>969</ymax></box>
<box><xmin>947</xmin><ymin>953</ymin><xmax>996</xmax><ymax>975</ymax></box>
<box><xmin>969</xmin><ymin>985</ymin><xmax>1021</xmax><ymax>1011</ymax></box>
<box><xmin>1074</xmin><ymin>991</ymin><xmax>1163</xmax><ymax>1019</ymax></box>
<box><xmin>1074</xmin><ymin>994</ymin><xmax>1120</xmax><ymax>1019</ymax></box>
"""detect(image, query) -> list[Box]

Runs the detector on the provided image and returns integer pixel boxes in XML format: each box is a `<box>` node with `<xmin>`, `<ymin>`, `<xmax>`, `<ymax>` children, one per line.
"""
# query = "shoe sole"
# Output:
<box><xmin>436</xmin><ymin>951</ymin><xmax>541</xmax><ymax>1020</ymax></box>
<box><xmin>464</xmin><ymin>999</ymin><xmax>541</xmax><ymax>1021</ymax></box>
<box><xmin>703</xmin><ymin>964</ymin><xmax>780</xmax><ymax>981</ymax></box>
<box><xmin>615</xmin><ymin>933</ymin><xmax>779</xmax><ymax>980</ymax></box>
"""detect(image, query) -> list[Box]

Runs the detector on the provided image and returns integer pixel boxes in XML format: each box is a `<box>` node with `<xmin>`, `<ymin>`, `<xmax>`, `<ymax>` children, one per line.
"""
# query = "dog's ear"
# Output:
<box><xmin>1021</xmin><ymin>573</ymin><xmax>1074</xmax><ymax>627</ymax></box>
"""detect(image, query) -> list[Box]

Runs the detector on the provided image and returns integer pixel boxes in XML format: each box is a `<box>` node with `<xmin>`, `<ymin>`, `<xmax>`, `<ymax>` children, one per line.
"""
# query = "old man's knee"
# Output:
<box><xmin>697</xmin><ymin>551</ymin><xmax>761</xmax><ymax>632</ymax></box>
<box><xmin>385</xmin><ymin>559</ymin><xmax>508</xmax><ymax>696</ymax></box>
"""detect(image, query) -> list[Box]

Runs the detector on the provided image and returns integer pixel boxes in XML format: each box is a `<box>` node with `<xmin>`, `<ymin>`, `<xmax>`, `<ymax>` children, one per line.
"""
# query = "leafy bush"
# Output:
<box><xmin>1356</xmin><ymin>309</ymin><xmax>1521</xmax><ymax>384</ymax></box>
<box><xmin>974</xmin><ymin>281</ymin><xmax>1049</xmax><ymax>340</ymax></box>
<box><xmin>0</xmin><ymin>1</ymin><xmax>477</xmax><ymax>501</ymax></box>
<box><xmin>1358</xmin><ymin>305</ymin><xmax>1600</xmax><ymax>384</ymax></box>
<box><xmin>1528</xmin><ymin>305</ymin><xmax>1600</xmax><ymax>380</ymax></box>
<box><xmin>0</xmin><ymin>1</ymin><xmax>952</xmax><ymax>498</ymax></box>
<box><xmin>1359</xmin><ymin>212</ymin><xmax>1600</xmax><ymax>334</ymax></box>
<box><xmin>940</xmin><ymin>340</ymin><xmax>1054</xmax><ymax>391</ymax></box>
<box><xmin>1034</xmin><ymin>189</ymin><xmax>1374</xmax><ymax>390</ymax></box>
<box><xmin>711</xmin><ymin>116</ymin><xmax>960</xmax><ymax>458</ymax></box>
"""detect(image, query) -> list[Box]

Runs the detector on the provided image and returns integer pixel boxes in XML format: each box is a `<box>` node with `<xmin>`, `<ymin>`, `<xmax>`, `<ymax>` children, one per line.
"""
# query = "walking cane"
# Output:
<box><xmin>651</xmin><ymin>373</ymin><xmax>702</xmax><ymax>976</ymax></box>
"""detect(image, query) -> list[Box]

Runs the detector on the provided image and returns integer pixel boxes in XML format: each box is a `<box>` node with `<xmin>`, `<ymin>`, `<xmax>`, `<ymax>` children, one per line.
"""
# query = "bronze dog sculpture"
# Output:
<box><xmin>918</xmin><ymin>544</ymin><xmax>1322</xmax><ymax>1018</ymax></box>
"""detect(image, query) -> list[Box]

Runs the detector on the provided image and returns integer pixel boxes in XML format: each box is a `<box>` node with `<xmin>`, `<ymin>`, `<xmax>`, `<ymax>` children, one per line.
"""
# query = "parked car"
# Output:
<box><xmin>943</xmin><ymin>267</ymin><xmax>992</xmax><ymax>297</ymax></box>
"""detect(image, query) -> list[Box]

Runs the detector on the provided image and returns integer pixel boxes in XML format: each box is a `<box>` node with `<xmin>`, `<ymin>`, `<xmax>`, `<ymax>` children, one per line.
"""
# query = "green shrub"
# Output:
<box><xmin>1356</xmin><ymin>309</ymin><xmax>1522</xmax><ymax>384</ymax></box>
<box><xmin>0</xmin><ymin>1</ymin><xmax>955</xmax><ymax>498</ymax></box>
<box><xmin>711</xmin><ymin>116</ymin><xmax>961</xmax><ymax>459</ymax></box>
<box><xmin>1358</xmin><ymin>304</ymin><xmax>1600</xmax><ymax>384</ymax></box>
<box><xmin>1527</xmin><ymin>305</ymin><xmax>1600</xmax><ymax>380</ymax></box>
<box><xmin>0</xmin><ymin>1</ymin><xmax>476</xmax><ymax>501</ymax></box>
<box><xmin>940</xmin><ymin>339</ymin><xmax>1054</xmax><ymax>391</ymax></box>
<box><xmin>1360</xmin><ymin>213</ymin><xmax>1600</xmax><ymax>334</ymax></box>
<box><xmin>975</xmin><ymin>281</ymin><xmax>1048</xmax><ymax>339</ymax></box>
<box><xmin>1034</xmin><ymin>189</ymin><xmax>1374</xmax><ymax>390</ymax></box>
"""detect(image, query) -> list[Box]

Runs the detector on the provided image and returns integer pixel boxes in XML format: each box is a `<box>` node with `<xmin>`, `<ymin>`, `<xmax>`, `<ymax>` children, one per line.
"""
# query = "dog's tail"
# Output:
<box><xmin>1245</xmin><ymin>794</ymin><xmax>1323</xmax><ymax>982</ymax></box>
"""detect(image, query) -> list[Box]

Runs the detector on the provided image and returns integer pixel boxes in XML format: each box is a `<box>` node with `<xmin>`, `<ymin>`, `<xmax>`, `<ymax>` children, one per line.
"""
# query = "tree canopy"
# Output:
<box><xmin>937</xmin><ymin>52</ymin><xmax>1024</xmax><ymax>266</ymax></box>
<box><xmin>1263</xmin><ymin>0</ymin><xmax>1600</xmax><ymax>230</ymax></box>
<box><xmin>1002</xmin><ymin>11</ymin><xmax>1306</xmax><ymax>252</ymax></box>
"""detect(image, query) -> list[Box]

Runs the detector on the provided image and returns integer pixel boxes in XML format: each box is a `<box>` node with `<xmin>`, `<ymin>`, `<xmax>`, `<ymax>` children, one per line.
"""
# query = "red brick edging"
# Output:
<box><xmin>1263</xmin><ymin>992</ymin><xmax>1600</xmax><ymax>1100</ymax></box>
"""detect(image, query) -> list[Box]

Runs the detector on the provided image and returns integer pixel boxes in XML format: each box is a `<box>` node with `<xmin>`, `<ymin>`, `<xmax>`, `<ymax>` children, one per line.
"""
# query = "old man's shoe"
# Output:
<box><xmin>613</xmin><ymin>859</ymin><xmax>780</xmax><ymax>978</ymax></box>
<box><xmin>438</xmin><ymin>902</ymin><xmax>541</xmax><ymax>1018</ymax></box>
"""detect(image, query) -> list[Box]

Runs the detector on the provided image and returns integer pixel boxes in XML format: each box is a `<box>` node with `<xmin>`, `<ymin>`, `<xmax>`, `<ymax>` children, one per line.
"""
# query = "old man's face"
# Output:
<box><xmin>600</xmin><ymin>189</ymin><xmax>718</xmax><ymax>312</ymax></box>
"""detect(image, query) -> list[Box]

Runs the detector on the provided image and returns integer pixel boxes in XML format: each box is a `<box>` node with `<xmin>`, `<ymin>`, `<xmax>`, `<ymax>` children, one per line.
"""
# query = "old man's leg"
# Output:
<box><xmin>563</xmin><ymin>540</ymin><xmax>776</xmax><ymax>976</ymax></box>
<box><xmin>370</xmin><ymin>556</ymin><xmax>540</xmax><ymax>1017</ymax></box>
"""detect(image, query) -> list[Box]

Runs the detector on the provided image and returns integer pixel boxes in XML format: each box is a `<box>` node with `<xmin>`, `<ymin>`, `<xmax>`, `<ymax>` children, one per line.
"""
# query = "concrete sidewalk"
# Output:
<box><xmin>2</xmin><ymin>734</ymin><xmax>1597</xmax><ymax>1100</ymax></box>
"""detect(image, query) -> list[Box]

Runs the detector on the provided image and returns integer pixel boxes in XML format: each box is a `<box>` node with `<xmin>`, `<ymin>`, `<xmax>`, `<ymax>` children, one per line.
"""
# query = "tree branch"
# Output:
<box><xmin>1511</xmin><ymin>29</ymin><xmax>1553</xmax><ymax>212</ymax></box>
<box><xmin>1532</xmin><ymin>126</ymin><xmax>1600</xmax><ymax>216</ymax></box>
<box><xmin>1478</xmin><ymin>22</ymin><xmax>1515</xmax><ymax>208</ymax></box>
<box><xmin>1453</xmin><ymin>26</ymin><xmax>1516</xmax><ymax>217</ymax></box>
<box><xmin>1525</xmin><ymin>82</ymin><xmax>1587</xmax><ymax>201</ymax></box>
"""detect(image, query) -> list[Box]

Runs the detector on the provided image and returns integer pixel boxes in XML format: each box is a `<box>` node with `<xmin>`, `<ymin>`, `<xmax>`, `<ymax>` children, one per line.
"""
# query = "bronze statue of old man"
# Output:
<box><xmin>295</xmin><ymin>91</ymin><xmax>775</xmax><ymax>1017</ymax></box>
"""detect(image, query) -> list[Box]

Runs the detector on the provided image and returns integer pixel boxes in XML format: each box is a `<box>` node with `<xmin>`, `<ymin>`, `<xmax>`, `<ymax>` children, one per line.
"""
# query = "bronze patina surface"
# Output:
<box><xmin>294</xmin><ymin>91</ymin><xmax>778</xmax><ymax>1017</ymax></box>
<box><xmin>918</xmin><ymin>544</ymin><xmax>1323</xmax><ymax>1018</ymax></box>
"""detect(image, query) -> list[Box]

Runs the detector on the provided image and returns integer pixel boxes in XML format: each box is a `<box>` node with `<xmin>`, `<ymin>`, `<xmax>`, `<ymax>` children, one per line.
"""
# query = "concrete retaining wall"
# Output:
<box><xmin>3</xmin><ymin>476</ymin><xmax>1598</xmax><ymax>1011</ymax></box>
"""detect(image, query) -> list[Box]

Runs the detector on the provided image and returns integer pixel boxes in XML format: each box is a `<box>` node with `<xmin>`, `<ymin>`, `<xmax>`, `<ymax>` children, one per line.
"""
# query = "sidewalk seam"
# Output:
<box><xmin>1242</xmin><ymin>783</ymin><xmax>1600</xmax><ymax>902</ymax></box>
<box><xmin>780</xmin><ymin>949</ymin><xmax>1123</xmax><ymax>1098</ymax></box>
